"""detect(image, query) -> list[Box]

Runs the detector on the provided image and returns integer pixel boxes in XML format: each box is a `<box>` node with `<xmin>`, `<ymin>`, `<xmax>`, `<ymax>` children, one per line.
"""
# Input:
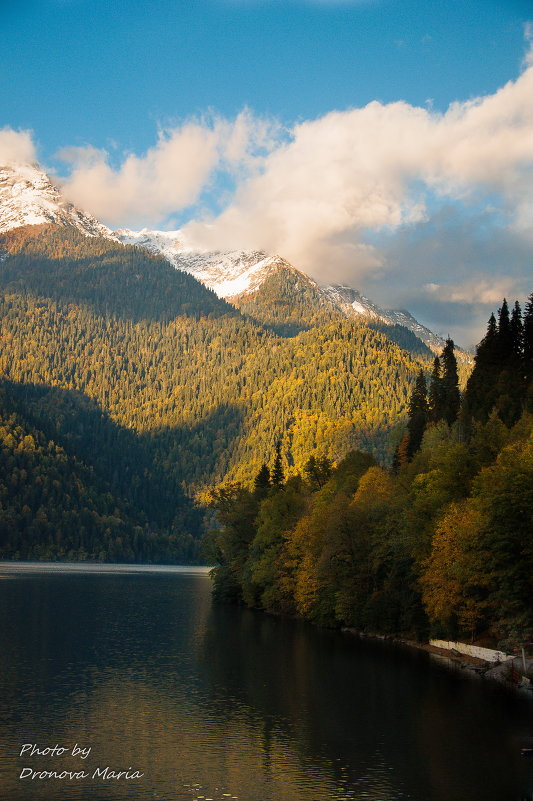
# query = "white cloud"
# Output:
<box><xmin>182</xmin><ymin>59</ymin><xmax>533</xmax><ymax>297</ymax></box>
<box><xmin>0</xmin><ymin>127</ymin><xmax>37</xmax><ymax>165</ymax></box>
<box><xmin>58</xmin><ymin>110</ymin><xmax>280</xmax><ymax>228</ymax></box>
<box><xmin>524</xmin><ymin>21</ymin><xmax>533</xmax><ymax>66</ymax></box>
<box><xmin>3</xmin><ymin>43</ymin><xmax>533</xmax><ymax>346</ymax></box>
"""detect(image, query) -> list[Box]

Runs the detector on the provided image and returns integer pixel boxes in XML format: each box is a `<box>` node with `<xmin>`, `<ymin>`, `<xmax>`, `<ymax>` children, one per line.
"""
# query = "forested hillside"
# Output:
<box><xmin>231</xmin><ymin>265</ymin><xmax>339</xmax><ymax>336</ymax></box>
<box><xmin>207</xmin><ymin>296</ymin><xmax>533</xmax><ymax>647</ymax></box>
<box><xmin>0</xmin><ymin>224</ymin><xmax>431</xmax><ymax>561</ymax></box>
<box><xmin>0</xmin><ymin>381</ymin><xmax>199</xmax><ymax>562</ymax></box>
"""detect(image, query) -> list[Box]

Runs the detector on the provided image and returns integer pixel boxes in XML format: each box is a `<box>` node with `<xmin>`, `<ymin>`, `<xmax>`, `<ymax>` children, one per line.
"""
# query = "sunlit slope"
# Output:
<box><xmin>0</xmin><ymin>226</ymin><xmax>427</xmax><ymax>493</ymax></box>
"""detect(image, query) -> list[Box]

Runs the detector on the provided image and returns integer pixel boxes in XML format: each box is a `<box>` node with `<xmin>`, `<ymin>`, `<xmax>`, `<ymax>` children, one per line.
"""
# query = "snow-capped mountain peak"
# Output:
<box><xmin>0</xmin><ymin>162</ymin><xmax>113</xmax><ymax>238</ymax></box>
<box><xmin>114</xmin><ymin>228</ymin><xmax>302</xmax><ymax>300</ymax></box>
<box><xmin>0</xmin><ymin>162</ymin><xmax>463</xmax><ymax>356</ymax></box>
<box><xmin>321</xmin><ymin>283</ymin><xmax>451</xmax><ymax>354</ymax></box>
<box><xmin>114</xmin><ymin>227</ymin><xmax>463</xmax><ymax>354</ymax></box>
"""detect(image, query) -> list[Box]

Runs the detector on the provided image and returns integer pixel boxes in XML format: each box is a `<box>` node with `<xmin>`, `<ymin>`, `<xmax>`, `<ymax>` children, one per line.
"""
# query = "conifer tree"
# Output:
<box><xmin>406</xmin><ymin>370</ymin><xmax>428</xmax><ymax>459</ymax></box>
<box><xmin>524</xmin><ymin>292</ymin><xmax>533</xmax><ymax>388</ymax></box>
<box><xmin>441</xmin><ymin>338</ymin><xmax>460</xmax><ymax>425</ymax></box>
<box><xmin>510</xmin><ymin>301</ymin><xmax>523</xmax><ymax>359</ymax></box>
<box><xmin>254</xmin><ymin>464</ymin><xmax>271</xmax><ymax>496</ymax></box>
<box><xmin>428</xmin><ymin>355</ymin><xmax>445</xmax><ymax>423</ymax></box>
<box><xmin>463</xmin><ymin>314</ymin><xmax>498</xmax><ymax>425</ymax></box>
<box><xmin>271</xmin><ymin>440</ymin><xmax>284</xmax><ymax>487</ymax></box>
<box><xmin>497</xmin><ymin>298</ymin><xmax>513</xmax><ymax>361</ymax></box>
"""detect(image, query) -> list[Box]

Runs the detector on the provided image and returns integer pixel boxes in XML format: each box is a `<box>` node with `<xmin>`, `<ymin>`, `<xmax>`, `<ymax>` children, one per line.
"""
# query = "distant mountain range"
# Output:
<box><xmin>0</xmin><ymin>162</ymin><xmax>462</xmax><ymax>356</ymax></box>
<box><xmin>114</xmin><ymin>227</ymin><xmax>452</xmax><ymax>355</ymax></box>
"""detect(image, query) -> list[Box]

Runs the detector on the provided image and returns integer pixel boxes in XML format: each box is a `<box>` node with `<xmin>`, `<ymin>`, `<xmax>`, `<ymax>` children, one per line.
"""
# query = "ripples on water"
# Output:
<box><xmin>0</xmin><ymin>562</ymin><xmax>532</xmax><ymax>801</ymax></box>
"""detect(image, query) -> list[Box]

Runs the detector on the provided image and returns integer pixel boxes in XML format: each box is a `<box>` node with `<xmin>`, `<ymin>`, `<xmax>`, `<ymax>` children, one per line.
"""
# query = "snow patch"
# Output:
<box><xmin>0</xmin><ymin>162</ymin><xmax>114</xmax><ymax>238</ymax></box>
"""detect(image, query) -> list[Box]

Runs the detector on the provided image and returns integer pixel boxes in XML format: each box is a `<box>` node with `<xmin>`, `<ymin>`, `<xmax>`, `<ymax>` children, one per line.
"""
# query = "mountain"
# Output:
<box><xmin>321</xmin><ymin>284</ymin><xmax>449</xmax><ymax>354</ymax></box>
<box><xmin>114</xmin><ymin>228</ymin><xmax>456</xmax><ymax>355</ymax></box>
<box><xmin>0</xmin><ymin>164</ymin><xmax>455</xmax><ymax>354</ymax></box>
<box><xmin>0</xmin><ymin>162</ymin><xmax>464</xmax><ymax>564</ymax></box>
<box><xmin>0</xmin><ymin>163</ymin><xmax>113</xmax><ymax>238</ymax></box>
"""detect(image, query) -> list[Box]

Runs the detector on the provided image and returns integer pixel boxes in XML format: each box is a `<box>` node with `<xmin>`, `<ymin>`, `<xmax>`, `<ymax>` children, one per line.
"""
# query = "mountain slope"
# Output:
<box><xmin>0</xmin><ymin>164</ymin><xmax>456</xmax><ymax>355</ymax></box>
<box><xmin>0</xmin><ymin>163</ymin><xmax>112</xmax><ymax>238</ymax></box>
<box><xmin>0</xmin><ymin>224</ymin><xmax>234</xmax><ymax>323</ymax></box>
<box><xmin>114</xmin><ymin>227</ymin><xmax>459</xmax><ymax>356</ymax></box>
<box><xmin>321</xmin><ymin>284</ymin><xmax>447</xmax><ymax>354</ymax></box>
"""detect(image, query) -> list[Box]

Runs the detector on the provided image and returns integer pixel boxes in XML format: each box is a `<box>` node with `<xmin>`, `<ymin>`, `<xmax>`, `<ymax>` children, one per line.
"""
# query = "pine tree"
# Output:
<box><xmin>441</xmin><ymin>338</ymin><xmax>460</xmax><ymax>425</ymax></box>
<box><xmin>497</xmin><ymin>298</ymin><xmax>513</xmax><ymax>361</ymax></box>
<box><xmin>510</xmin><ymin>301</ymin><xmax>523</xmax><ymax>359</ymax></box>
<box><xmin>428</xmin><ymin>356</ymin><xmax>445</xmax><ymax>423</ymax></box>
<box><xmin>524</xmin><ymin>292</ymin><xmax>533</xmax><ymax>388</ymax></box>
<box><xmin>463</xmin><ymin>314</ymin><xmax>498</xmax><ymax>425</ymax></box>
<box><xmin>271</xmin><ymin>440</ymin><xmax>284</xmax><ymax>487</ymax></box>
<box><xmin>254</xmin><ymin>463</ymin><xmax>271</xmax><ymax>496</ymax></box>
<box><xmin>406</xmin><ymin>370</ymin><xmax>428</xmax><ymax>460</ymax></box>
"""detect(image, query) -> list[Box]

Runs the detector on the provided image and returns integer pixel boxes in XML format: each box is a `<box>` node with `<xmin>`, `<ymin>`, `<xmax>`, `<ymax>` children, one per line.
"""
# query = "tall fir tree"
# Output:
<box><xmin>428</xmin><ymin>355</ymin><xmax>446</xmax><ymax>423</ymax></box>
<box><xmin>463</xmin><ymin>314</ymin><xmax>499</xmax><ymax>424</ymax></box>
<box><xmin>524</xmin><ymin>291</ymin><xmax>533</xmax><ymax>389</ymax></box>
<box><xmin>406</xmin><ymin>370</ymin><xmax>429</xmax><ymax>460</ymax></box>
<box><xmin>271</xmin><ymin>440</ymin><xmax>285</xmax><ymax>487</ymax></box>
<box><xmin>496</xmin><ymin>298</ymin><xmax>513</xmax><ymax>361</ymax></box>
<box><xmin>441</xmin><ymin>338</ymin><xmax>461</xmax><ymax>425</ymax></box>
<box><xmin>510</xmin><ymin>301</ymin><xmax>524</xmax><ymax>360</ymax></box>
<box><xmin>254</xmin><ymin>464</ymin><xmax>271</xmax><ymax>497</ymax></box>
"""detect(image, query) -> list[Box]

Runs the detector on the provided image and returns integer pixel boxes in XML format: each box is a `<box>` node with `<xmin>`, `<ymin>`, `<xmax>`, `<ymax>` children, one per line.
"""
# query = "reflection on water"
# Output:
<box><xmin>0</xmin><ymin>564</ymin><xmax>532</xmax><ymax>801</ymax></box>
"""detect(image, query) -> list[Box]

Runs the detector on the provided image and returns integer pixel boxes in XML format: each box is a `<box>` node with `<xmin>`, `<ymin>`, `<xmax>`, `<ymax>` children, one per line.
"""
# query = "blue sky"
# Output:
<box><xmin>2</xmin><ymin>0</ymin><xmax>529</xmax><ymax>156</ymax></box>
<box><xmin>1</xmin><ymin>0</ymin><xmax>533</xmax><ymax>344</ymax></box>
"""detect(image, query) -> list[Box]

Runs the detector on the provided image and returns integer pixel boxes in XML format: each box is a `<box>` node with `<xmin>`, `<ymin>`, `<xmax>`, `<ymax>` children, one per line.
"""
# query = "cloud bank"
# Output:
<box><xmin>58</xmin><ymin>110</ymin><xmax>279</xmax><ymax>229</ymax></box>
<box><xmin>2</xmin><ymin>47</ymin><xmax>533</xmax><ymax>344</ymax></box>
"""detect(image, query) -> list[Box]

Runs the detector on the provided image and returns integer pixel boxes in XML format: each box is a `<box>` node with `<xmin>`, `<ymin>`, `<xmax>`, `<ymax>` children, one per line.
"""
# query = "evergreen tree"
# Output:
<box><xmin>463</xmin><ymin>313</ymin><xmax>499</xmax><ymax>425</ymax></box>
<box><xmin>254</xmin><ymin>464</ymin><xmax>271</xmax><ymax>497</ymax></box>
<box><xmin>497</xmin><ymin>298</ymin><xmax>513</xmax><ymax>361</ymax></box>
<box><xmin>510</xmin><ymin>301</ymin><xmax>523</xmax><ymax>360</ymax></box>
<box><xmin>406</xmin><ymin>370</ymin><xmax>428</xmax><ymax>460</ymax></box>
<box><xmin>496</xmin><ymin>300</ymin><xmax>525</xmax><ymax>426</ymax></box>
<box><xmin>441</xmin><ymin>338</ymin><xmax>461</xmax><ymax>425</ymax></box>
<box><xmin>271</xmin><ymin>440</ymin><xmax>284</xmax><ymax>487</ymax></box>
<box><xmin>428</xmin><ymin>356</ymin><xmax>445</xmax><ymax>423</ymax></box>
<box><xmin>524</xmin><ymin>292</ymin><xmax>533</xmax><ymax>388</ymax></box>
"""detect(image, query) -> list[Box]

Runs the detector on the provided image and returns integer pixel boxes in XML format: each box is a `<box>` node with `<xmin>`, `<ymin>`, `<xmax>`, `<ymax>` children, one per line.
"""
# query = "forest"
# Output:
<box><xmin>206</xmin><ymin>296</ymin><xmax>533</xmax><ymax>648</ymax></box>
<box><xmin>0</xmin><ymin>224</ymin><xmax>432</xmax><ymax>561</ymax></box>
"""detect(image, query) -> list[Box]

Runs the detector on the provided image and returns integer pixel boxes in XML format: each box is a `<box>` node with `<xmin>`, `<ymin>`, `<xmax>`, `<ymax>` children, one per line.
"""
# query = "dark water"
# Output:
<box><xmin>1</xmin><ymin>565</ymin><xmax>532</xmax><ymax>801</ymax></box>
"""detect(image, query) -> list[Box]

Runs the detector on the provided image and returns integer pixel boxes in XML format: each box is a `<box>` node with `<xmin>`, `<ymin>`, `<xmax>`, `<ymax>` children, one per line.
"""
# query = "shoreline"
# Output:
<box><xmin>341</xmin><ymin>627</ymin><xmax>533</xmax><ymax>699</ymax></box>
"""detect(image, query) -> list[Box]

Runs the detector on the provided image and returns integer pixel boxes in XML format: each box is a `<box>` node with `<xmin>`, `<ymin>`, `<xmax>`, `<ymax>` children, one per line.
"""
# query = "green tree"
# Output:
<box><xmin>428</xmin><ymin>356</ymin><xmax>445</xmax><ymax>423</ymax></box>
<box><xmin>406</xmin><ymin>370</ymin><xmax>429</xmax><ymax>460</ymax></box>
<box><xmin>271</xmin><ymin>440</ymin><xmax>284</xmax><ymax>487</ymax></box>
<box><xmin>441</xmin><ymin>338</ymin><xmax>460</xmax><ymax>425</ymax></box>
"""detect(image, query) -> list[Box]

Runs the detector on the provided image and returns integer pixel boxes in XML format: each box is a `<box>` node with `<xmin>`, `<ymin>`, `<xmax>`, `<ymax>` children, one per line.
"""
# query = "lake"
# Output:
<box><xmin>0</xmin><ymin>563</ymin><xmax>532</xmax><ymax>801</ymax></box>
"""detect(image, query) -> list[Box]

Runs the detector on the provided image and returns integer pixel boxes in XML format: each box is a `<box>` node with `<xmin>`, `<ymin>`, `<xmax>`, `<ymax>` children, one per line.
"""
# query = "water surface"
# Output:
<box><xmin>0</xmin><ymin>563</ymin><xmax>532</xmax><ymax>801</ymax></box>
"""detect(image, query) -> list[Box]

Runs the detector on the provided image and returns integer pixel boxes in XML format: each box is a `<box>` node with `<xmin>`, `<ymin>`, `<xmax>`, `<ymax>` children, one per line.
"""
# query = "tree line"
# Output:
<box><xmin>207</xmin><ymin>295</ymin><xmax>533</xmax><ymax>648</ymax></box>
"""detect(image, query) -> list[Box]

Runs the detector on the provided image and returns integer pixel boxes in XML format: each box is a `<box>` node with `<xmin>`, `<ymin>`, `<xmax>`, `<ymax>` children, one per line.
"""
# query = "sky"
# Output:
<box><xmin>1</xmin><ymin>0</ymin><xmax>533</xmax><ymax>346</ymax></box>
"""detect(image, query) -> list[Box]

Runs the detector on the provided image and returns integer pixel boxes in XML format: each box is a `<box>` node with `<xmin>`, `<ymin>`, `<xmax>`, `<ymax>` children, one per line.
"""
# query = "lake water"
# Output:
<box><xmin>0</xmin><ymin>563</ymin><xmax>532</xmax><ymax>801</ymax></box>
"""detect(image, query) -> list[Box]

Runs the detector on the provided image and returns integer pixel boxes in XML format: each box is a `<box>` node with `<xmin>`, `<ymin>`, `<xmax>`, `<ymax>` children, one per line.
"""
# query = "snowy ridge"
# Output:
<box><xmin>321</xmin><ymin>284</ymin><xmax>447</xmax><ymax>353</ymax></box>
<box><xmin>114</xmin><ymin>228</ymin><xmax>306</xmax><ymax>300</ymax></box>
<box><xmin>115</xmin><ymin>228</ymin><xmax>453</xmax><ymax>353</ymax></box>
<box><xmin>0</xmin><ymin>163</ymin><xmax>113</xmax><ymax>238</ymax></box>
<box><xmin>0</xmin><ymin>162</ymin><xmax>461</xmax><ymax>355</ymax></box>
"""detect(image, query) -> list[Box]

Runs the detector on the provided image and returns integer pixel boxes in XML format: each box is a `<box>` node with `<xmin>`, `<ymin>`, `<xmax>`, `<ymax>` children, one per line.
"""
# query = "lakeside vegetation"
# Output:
<box><xmin>206</xmin><ymin>296</ymin><xmax>533</xmax><ymax>648</ymax></box>
<box><xmin>2</xmin><ymin>222</ymin><xmax>530</xmax><ymax>647</ymax></box>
